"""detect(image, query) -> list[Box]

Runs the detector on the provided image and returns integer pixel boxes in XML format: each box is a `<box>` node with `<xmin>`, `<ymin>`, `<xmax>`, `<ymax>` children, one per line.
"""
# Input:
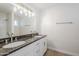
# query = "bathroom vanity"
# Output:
<box><xmin>8</xmin><ymin>35</ymin><xmax>47</xmax><ymax>56</ymax></box>
<box><xmin>0</xmin><ymin>35</ymin><xmax>47</xmax><ymax>56</ymax></box>
<box><xmin>0</xmin><ymin>4</ymin><xmax>47</xmax><ymax>56</ymax></box>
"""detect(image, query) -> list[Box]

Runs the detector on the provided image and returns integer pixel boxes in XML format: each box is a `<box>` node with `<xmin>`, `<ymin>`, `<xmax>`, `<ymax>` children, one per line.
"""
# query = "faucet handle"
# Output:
<box><xmin>15</xmin><ymin>37</ymin><xmax>18</xmax><ymax>41</ymax></box>
<box><xmin>5</xmin><ymin>39</ymin><xmax>9</xmax><ymax>44</ymax></box>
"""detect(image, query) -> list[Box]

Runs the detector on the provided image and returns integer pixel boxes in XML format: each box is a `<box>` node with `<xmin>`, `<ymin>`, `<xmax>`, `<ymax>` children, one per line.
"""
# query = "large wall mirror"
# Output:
<box><xmin>0</xmin><ymin>3</ymin><xmax>36</xmax><ymax>39</ymax></box>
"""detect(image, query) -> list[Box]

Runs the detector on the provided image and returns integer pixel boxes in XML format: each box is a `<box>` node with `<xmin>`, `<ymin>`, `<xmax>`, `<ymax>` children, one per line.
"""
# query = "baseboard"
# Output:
<box><xmin>48</xmin><ymin>46</ymin><xmax>79</xmax><ymax>56</ymax></box>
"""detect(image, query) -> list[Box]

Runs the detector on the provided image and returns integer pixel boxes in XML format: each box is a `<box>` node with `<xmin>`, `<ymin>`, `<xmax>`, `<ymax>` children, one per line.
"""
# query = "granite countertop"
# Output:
<box><xmin>0</xmin><ymin>35</ymin><xmax>46</xmax><ymax>56</ymax></box>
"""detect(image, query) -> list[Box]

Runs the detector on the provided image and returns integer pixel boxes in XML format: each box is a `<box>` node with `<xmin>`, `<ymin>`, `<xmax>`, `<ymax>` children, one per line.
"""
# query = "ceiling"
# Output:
<box><xmin>0</xmin><ymin>3</ymin><xmax>53</xmax><ymax>13</ymax></box>
<box><xmin>26</xmin><ymin>3</ymin><xmax>56</xmax><ymax>11</ymax></box>
<box><xmin>0</xmin><ymin>3</ymin><xmax>79</xmax><ymax>14</ymax></box>
<box><xmin>25</xmin><ymin>3</ymin><xmax>79</xmax><ymax>11</ymax></box>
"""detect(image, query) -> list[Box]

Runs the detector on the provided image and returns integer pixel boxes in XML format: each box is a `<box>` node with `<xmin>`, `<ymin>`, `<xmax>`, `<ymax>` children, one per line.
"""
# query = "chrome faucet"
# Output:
<box><xmin>10</xmin><ymin>33</ymin><xmax>13</xmax><ymax>43</ymax></box>
<box><xmin>5</xmin><ymin>32</ymin><xmax>13</xmax><ymax>44</ymax></box>
<box><xmin>15</xmin><ymin>37</ymin><xmax>18</xmax><ymax>41</ymax></box>
<box><xmin>8</xmin><ymin>33</ymin><xmax>13</xmax><ymax>43</ymax></box>
<box><xmin>5</xmin><ymin>39</ymin><xmax>8</xmax><ymax>44</ymax></box>
<box><xmin>31</xmin><ymin>31</ymin><xmax>34</xmax><ymax>37</ymax></box>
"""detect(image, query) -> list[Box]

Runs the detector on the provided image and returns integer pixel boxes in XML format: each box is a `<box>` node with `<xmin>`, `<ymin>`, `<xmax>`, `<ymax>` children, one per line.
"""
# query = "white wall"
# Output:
<box><xmin>40</xmin><ymin>4</ymin><xmax>79</xmax><ymax>55</ymax></box>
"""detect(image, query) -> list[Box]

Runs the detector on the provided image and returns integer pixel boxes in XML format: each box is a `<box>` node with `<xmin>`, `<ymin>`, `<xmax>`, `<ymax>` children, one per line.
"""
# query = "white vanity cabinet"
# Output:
<box><xmin>40</xmin><ymin>37</ymin><xmax>47</xmax><ymax>55</ymax></box>
<box><xmin>8</xmin><ymin>37</ymin><xmax>47</xmax><ymax>56</ymax></box>
<box><xmin>33</xmin><ymin>37</ymin><xmax>47</xmax><ymax>56</ymax></box>
<box><xmin>8</xmin><ymin>42</ymin><xmax>34</xmax><ymax>56</ymax></box>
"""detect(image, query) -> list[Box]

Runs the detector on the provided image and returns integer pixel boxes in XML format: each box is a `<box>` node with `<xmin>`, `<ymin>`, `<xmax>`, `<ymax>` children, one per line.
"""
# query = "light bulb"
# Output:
<box><xmin>28</xmin><ymin>11</ymin><xmax>32</xmax><ymax>17</ymax></box>
<box><xmin>25</xmin><ymin>13</ymin><xmax>27</xmax><ymax>16</ymax></box>
<box><xmin>14</xmin><ymin>7</ymin><xmax>17</xmax><ymax>12</ymax></box>
<box><xmin>20</xmin><ymin>10</ymin><xmax>23</xmax><ymax>14</ymax></box>
<box><xmin>14</xmin><ymin>20</ymin><xmax>18</xmax><ymax>26</ymax></box>
<box><xmin>32</xmin><ymin>12</ymin><xmax>35</xmax><ymax>16</ymax></box>
<box><xmin>24</xmin><ymin>9</ymin><xmax>28</xmax><ymax>13</ymax></box>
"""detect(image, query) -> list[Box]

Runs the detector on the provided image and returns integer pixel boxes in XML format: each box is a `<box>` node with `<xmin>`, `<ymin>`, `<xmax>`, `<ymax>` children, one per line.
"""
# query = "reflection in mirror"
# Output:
<box><xmin>0</xmin><ymin>3</ymin><xmax>36</xmax><ymax>39</ymax></box>
<box><xmin>12</xmin><ymin>3</ymin><xmax>36</xmax><ymax>36</ymax></box>
<box><xmin>0</xmin><ymin>3</ymin><xmax>14</xmax><ymax>39</ymax></box>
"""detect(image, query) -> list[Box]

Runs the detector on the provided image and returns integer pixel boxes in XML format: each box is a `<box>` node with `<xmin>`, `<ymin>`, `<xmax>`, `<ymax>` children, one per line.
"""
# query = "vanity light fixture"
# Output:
<box><xmin>28</xmin><ymin>11</ymin><xmax>32</xmax><ymax>17</ymax></box>
<box><xmin>17</xmin><ymin>6</ymin><xmax>21</xmax><ymax>10</ymax></box>
<box><xmin>20</xmin><ymin>10</ymin><xmax>23</xmax><ymax>14</ymax></box>
<box><xmin>14</xmin><ymin>20</ymin><xmax>18</xmax><ymax>26</ymax></box>
<box><xmin>14</xmin><ymin>7</ymin><xmax>17</xmax><ymax>12</ymax></box>
<box><xmin>25</xmin><ymin>13</ymin><xmax>28</xmax><ymax>16</ymax></box>
<box><xmin>12</xmin><ymin>3</ymin><xmax>35</xmax><ymax>17</ymax></box>
<box><xmin>24</xmin><ymin>9</ymin><xmax>28</xmax><ymax>16</ymax></box>
<box><xmin>24</xmin><ymin>9</ymin><xmax>28</xmax><ymax>13</ymax></box>
<box><xmin>32</xmin><ymin>12</ymin><xmax>35</xmax><ymax>16</ymax></box>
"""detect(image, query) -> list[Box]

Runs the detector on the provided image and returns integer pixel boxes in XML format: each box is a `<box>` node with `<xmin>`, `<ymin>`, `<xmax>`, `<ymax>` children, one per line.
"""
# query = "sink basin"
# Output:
<box><xmin>3</xmin><ymin>41</ymin><xmax>26</xmax><ymax>48</ymax></box>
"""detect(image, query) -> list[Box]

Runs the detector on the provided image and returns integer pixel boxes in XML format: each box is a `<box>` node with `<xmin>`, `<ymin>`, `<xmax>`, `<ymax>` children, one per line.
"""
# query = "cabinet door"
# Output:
<box><xmin>33</xmin><ymin>40</ymin><xmax>41</xmax><ymax>56</ymax></box>
<box><xmin>43</xmin><ymin>37</ymin><xmax>47</xmax><ymax>53</ymax></box>
<box><xmin>40</xmin><ymin>37</ymin><xmax>47</xmax><ymax>55</ymax></box>
<box><xmin>32</xmin><ymin>37</ymin><xmax>47</xmax><ymax>56</ymax></box>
